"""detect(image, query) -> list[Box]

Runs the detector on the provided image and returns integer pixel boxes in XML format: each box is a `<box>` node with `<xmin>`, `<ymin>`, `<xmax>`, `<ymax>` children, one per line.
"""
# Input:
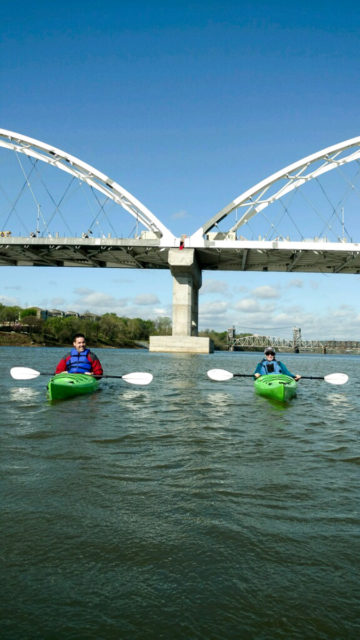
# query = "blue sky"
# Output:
<box><xmin>1</xmin><ymin>0</ymin><xmax>360</xmax><ymax>339</ymax></box>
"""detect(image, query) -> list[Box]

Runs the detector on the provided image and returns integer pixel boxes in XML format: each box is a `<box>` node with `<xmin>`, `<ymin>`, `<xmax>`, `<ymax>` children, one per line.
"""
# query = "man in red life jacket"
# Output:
<box><xmin>55</xmin><ymin>333</ymin><xmax>103</xmax><ymax>377</ymax></box>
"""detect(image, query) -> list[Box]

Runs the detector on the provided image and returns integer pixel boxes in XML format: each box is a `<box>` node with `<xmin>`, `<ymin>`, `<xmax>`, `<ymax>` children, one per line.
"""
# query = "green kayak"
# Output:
<box><xmin>47</xmin><ymin>373</ymin><xmax>99</xmax><ymax>401</ymax></box>
<box><xmin>254</xmin><ymin>374</ymin><xmax>297</xmax><ymax>403</ymax></box>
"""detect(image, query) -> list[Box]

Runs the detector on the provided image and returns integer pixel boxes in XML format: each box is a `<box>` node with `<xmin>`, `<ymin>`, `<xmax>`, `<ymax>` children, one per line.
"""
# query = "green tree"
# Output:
<box><xmin>200</xmin><ymin>329</ymin><xmax>228</xmax><ymax>350</ymax></box>
<box><xmin>126</xmin><ymin>317</ymin><xmax>152</xmax><ymax>340</ymax></box>
<box><xmin>24</xmin><ymin>316</ymin><xmax>43</xmax><ymax>333</ymax></box>
<box><xmin>81</xmin><ymin>319</ymin><xmax>100</xmax><ymax>344</ymax></box>
<box><xmin>153</xmin><ymin>317</ymin><xmax>172</xmax><ymax>335</ymax></box>
<box><xmin>99</xmin><ymin>313</ymin><xmax>125</xmax><ymax>344</ymax></box>
<box><xmin>0</xmin><ymin>305</ymin><xmax>21</xmax><ymax>322</ymax></box>
<box><xmin>20</xmin><ymin>308</ymin><xmax>37</xmax><ymax>320</ymax></box>
<box><xmin>43</xmin><ymin>316</ymin><xmax>82</xmax><ymax>344</ymax></box>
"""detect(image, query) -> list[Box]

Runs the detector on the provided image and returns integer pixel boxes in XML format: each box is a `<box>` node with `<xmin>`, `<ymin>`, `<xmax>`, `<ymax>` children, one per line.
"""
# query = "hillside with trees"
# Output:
<box><xmin>0</xmin><ymin>304</ymin><xmax>232</xmax><ymax>349</ymax></box>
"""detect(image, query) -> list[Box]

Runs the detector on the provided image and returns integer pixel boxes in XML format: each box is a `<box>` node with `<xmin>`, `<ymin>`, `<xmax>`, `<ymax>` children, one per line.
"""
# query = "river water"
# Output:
<box><xmin>1</xmin><ymin>347</ymin><xmax>359</xmax><ymax>639</ymax></box>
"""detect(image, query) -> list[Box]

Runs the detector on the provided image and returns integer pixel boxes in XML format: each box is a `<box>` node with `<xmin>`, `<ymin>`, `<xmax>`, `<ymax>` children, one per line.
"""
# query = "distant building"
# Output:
<box><xmin>81</xmin><ymin>311</ymin><xmax>100</xmax><ymax>321</ymax></box>
<box><xmin>48</xmin><ymin>309</ymin><xmax>64</xmax><ymax>317</ymax></box>
<box><xmin>31</xmin><ymin>307</ymin><xmax>100</xmax><ymax>321</ymax></box>
<box><xmin>33</xmin><ymin>307</ymin><xmax>47</xmax><ymax>320</ymax></box>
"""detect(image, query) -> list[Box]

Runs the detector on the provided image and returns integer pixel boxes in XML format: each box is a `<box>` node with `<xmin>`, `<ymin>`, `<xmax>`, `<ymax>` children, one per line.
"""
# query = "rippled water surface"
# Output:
<box><xmin>1</xmin><ymin>347</ymin><xmax>360</xmax><ymax>639</ymax></box>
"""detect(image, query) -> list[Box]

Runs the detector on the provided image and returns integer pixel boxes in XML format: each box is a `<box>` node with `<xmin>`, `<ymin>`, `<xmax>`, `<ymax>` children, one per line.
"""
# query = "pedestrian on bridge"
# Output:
<box><xmin>254</xmin><ymin>347</ymin><xmax>301</xmax><ymax>381</ymax></box>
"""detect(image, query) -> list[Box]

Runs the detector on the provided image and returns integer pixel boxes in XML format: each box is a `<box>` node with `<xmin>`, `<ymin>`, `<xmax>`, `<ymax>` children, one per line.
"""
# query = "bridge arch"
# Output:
<box><xmin>0</xmin><ymin>128</ymin><xmax>175</xmax><ymax>244</ymax></box>
<box><xmin>191</xmin><ymin>136</ymin><xmax>360</xmax><ymax>241</ymax></box>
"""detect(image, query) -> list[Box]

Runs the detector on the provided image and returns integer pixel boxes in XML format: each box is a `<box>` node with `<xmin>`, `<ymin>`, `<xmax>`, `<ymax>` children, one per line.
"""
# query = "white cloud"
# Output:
<box><xmin>271</xmin><ymin>312</ymin><xmax>295</xmax><ymax>324</ymax></box>
<box><xmin>120</xmin><ymin>302</ymin><xmax>171</xmax><ymax>319</ymax></box>
<box><xmin>201</xmin><ymin>280</ymin><xmax>229</xmax><ymax>295</ymax></box>
<box><xmin>0</xmin><ymin>295</ymin><xmax>19</xmax><ymax>306</ymax></box>
<box><xmin>199</xmin><ymin>303</ymin><xmax>360</xmax><ymax>339</ymax></box>
<box><xmin>153</xmin><ymin>307</ymin><xmax>170</xmax><ymax>316</ymax></box>
<box><xmin>72</xmin><ymin>290</ymin><xmax>129</xmax><ymax>314</ymax></box>
<box><xmin>332</xmin><ymin>304</ymin><xmax>353</xmax><ymax>318</ymax></box>
<box><xmin>171</xmin><ymin>209</ymin><xmax>189</xmax><ymax>220</ymax></box>
<box><xmin>234</xmin><ymin>285</ymin><xmax>249</xmax><ymax>293</ymax></box>
<box><xmin>133</xmin><ymin>293</ymin><xmax>160</xmax><ymax>305</ymax></box>
<box><xmin>51</xmin><ymin>297</ymin><xmax>66</xmax><ymax>306</ymax></box>
<box><xmin>111</xmin><ymin>277</ymin><xmax>134</xmax><ymax>284</ymax></box>
<box><xmin>80</xmin><ymin>292</ymin><xmax>124</xmax><ymax>307</ymax></box>
<box><xmin>287</xmin><ymin>279</ymin><xmax>303</xmax><ymax>288</ymax></box>
<box><xmin>200</xmin><ymin>300</ymin><xmax>228</xmax><ymax>316</ymax></box>
<box><xmin>234</xmin><ymin>298</ymin><xmax>263</xmax><ymax>312</ymax></box>
<box><xmin>252</xmin><ymin>285</ymin><xmax>280</xmax><ymax>299</ymax></box>
<box><xmin>283</xmin><ymin>304</ymin><xmax>303</xmax><ymax>313</ymax></box>
<box><xmin>73</xmin><ymin>287</ymin><xmax>94</xmax><ymax>296</ymax></box>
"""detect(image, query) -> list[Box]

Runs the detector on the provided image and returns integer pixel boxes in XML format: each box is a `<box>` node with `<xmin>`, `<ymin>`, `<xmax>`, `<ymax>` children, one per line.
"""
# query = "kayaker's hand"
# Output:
<box><xmin>254</xmin><ymin>373</ymin><xmax>261</xmax><ymax>378</ymax></box>
<box><xmin>294</xmin><ymin>375</ymin><xmax>301</xmax><ymax>381</ymax></box>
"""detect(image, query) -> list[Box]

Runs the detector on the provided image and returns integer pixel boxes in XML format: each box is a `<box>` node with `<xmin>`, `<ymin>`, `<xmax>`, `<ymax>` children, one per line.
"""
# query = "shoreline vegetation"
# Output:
<box><xmin>2</xmin><ymin>304</ymin><xmax>356</xmax><ymax>354</ymax></box>
<box><xmin>0</xmin><ymin>303</ymin><xmax>231</xmax><ymax>350</ymax></box>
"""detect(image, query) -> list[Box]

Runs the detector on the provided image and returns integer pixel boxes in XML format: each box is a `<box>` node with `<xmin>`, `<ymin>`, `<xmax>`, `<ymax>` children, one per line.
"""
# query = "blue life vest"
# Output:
<box><xmin>259</xmin><ymin>359</ymin><xmax>282</xmax><ymax>376</ymax></box>
<box><xmin>66</xmin><ymin>348</ymin><xmax>92</xmax><ymax>373</ymax></box>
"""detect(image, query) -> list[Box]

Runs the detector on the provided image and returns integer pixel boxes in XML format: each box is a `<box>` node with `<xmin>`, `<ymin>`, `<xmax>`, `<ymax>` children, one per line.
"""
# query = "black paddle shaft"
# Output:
<box><xmin>38</xmin><ymin>373</ymin><xmax>124</xmax><ymax>379</ymax></box>
<box><xmin>233</xmin><ymin>373</ymin><xmax>300</xmax><ymax>379</ymax></box>
<box><xmin>234</xmin><ymin>373</ymin><xmax>324</xmax><ymax>380</ymax></box>
<box><xmin>233</xmin><ymin>374</ymin><xmax>254</xmax><ymax>378</ymax></box>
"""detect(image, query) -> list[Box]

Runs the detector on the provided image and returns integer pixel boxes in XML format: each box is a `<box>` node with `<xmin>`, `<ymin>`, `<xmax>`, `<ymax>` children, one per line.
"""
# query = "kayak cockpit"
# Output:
<box><xmin>47</xmin><ymin>373</ymin><xmax>99</xmax><ymax>401</ymax></box>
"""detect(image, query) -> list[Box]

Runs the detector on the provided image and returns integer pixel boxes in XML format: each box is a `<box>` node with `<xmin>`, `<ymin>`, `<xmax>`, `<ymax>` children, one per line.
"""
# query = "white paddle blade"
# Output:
<box><xmin>10</xmin><ymin>367</ymin><xmax>41</xmax><ymax>380</ymax></box>
<box><xmin>122</xmin><ymin>372</ymin><xmax>153</xmax><ymax>386</ymax></box>
<box><xmin>324</xmin><ymin>372</ymin><xmax>349</xmax><ymax>385</ymax></box>
<box><xmin>207</xmin><ymin>368</ymin><xmax>234</xmax><ymax>382</ymax></box>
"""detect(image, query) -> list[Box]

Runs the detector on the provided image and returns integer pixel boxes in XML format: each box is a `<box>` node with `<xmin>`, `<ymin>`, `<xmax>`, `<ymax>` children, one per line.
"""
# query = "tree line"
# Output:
<box><xmin>0</xmin><ymin>303</ymin><xmax>231</xmax><ymax>349</ymax></box>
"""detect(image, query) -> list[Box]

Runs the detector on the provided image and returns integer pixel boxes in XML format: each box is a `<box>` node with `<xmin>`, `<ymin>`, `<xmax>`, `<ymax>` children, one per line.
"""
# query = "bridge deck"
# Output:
<box><xmin>1</xmin><ymin>237</ymin><xmax>360</xmax><ymax>273</ymax></box>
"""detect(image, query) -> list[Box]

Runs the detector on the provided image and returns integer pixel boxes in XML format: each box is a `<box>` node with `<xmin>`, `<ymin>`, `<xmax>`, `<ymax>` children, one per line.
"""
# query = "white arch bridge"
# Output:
<box><xmin>1</xmin><ymin>128</ymin><xmax>360</xmax><ymax>353</ymax></box>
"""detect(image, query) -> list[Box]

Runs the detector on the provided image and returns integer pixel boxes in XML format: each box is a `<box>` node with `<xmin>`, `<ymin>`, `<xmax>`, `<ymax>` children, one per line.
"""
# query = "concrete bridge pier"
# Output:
<box><xmin>149</xmin><ymin>248</ymin><xmax>213</xmax><ymax>353</ymax></box>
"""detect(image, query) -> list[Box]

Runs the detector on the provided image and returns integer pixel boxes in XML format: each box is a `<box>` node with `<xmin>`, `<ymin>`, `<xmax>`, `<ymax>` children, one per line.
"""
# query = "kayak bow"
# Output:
<box><xmin>254</xmin><ymin>374</ymin><xmax>297</xmax><ymax>403</ymax></box>
<box><xmin>47</xmin><ymin>372</ymin><xmax>99</xmax><ymax>401</ymax></box>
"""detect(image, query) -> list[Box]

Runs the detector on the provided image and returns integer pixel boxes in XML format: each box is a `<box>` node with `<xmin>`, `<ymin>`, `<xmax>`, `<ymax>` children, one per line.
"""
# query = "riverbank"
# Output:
<box><xmin>0</xmin><ymin>332</ymin><xmax>36</xmax><ymax>346</ymax></box>
<box><xmin>0</xmin><ymin>331</ymin><xmax>149</xmax><ymax>349</ymax></box>
<box><xmin>1</xmin><ymin>332</ymin><xmax>359</xmax><ymax>354</ymax></box>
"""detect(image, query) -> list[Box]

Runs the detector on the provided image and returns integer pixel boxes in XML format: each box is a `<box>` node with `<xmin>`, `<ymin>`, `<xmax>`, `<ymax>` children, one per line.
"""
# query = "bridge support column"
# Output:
<box><xmin>149</xmin><ymin>248</ymin><xmax>213</xmax><ymax>353</ymax></box>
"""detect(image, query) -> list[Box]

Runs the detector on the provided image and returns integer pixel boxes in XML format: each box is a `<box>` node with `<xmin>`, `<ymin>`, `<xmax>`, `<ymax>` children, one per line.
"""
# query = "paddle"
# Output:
<box><xmin>10</xmin><ymin>367</ymin><xmax>153</xmax><ymax>386</ymax></box>
<box><xmin>207</xmin><ymin>368</ymin><xmax>349</xmax><ymax>385</ymax></box>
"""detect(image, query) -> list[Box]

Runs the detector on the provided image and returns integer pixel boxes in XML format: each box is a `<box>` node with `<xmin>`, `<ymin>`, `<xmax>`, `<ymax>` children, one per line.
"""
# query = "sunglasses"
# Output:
<box><xmin>265</xmin><ymin>352</ymin><xmax>275</xmax><ymax>356</ymax></box>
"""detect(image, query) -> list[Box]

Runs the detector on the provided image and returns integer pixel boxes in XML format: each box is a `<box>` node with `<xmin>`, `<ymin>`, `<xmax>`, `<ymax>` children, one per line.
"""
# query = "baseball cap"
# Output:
<box><xmin>264</xmin><ymin>347</ymin><xmax>275</xmax><ymax>355</ymax></box>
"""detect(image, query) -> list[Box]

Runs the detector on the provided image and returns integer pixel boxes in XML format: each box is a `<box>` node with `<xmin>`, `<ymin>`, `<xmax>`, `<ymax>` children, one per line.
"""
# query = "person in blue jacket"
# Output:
<box><xmin>254</xmin><ymin>347</ymin><xmax>301</xmax><ymax>381</ymax></box>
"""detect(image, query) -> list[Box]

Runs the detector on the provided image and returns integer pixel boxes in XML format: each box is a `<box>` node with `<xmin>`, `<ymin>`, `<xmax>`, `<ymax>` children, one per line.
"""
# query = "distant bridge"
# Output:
<box><xmin>227</xmin><ymin>328</ymin><xmax>360</xmax><ymax>353</ymax></box>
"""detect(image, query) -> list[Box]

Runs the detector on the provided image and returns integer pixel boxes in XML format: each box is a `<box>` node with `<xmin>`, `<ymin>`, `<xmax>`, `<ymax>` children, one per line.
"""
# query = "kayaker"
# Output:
<box><xmin>254</xmin><ymin>347</ymin><xmax>301</xmax><ymax>381</ymax></box>
<box><xmin>55</xmin><ymin>333</ymin><xmax>103</xmax><ymax>377</ymax></box>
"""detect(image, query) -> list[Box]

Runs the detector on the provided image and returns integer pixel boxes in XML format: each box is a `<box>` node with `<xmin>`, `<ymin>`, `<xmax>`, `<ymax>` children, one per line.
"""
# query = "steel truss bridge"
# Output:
<box><xmin>227</xmin><ymin>334</ymin><xmax>360</xmax><ymax>352</ymax></box>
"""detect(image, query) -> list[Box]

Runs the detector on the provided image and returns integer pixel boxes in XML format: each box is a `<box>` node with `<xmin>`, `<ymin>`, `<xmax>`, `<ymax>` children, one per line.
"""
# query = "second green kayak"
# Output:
<box><xmin>254</xmin><ymin>374</ymin><xmax>297</xmax><ymax>403</ymax></box>
<box><xmin>47</xmin><ymin>373</ymin><xmax>99</xmax><ymax>401</ymax></box>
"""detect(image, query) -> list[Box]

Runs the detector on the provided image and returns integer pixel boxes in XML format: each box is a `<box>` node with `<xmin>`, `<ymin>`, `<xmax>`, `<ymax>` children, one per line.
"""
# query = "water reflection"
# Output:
<box><xmin>325</xmin><ymin>392</ymin><xmax>352</xmax><ymax>408</ymax></box>
<box><xmin>9</xmin><ymin>386</ymin><xmax>41</xmax><ymax>403</ymax></box>
<box><xmin>118</xmin><ymin>388</ymin><xmax>153</xmax><ymax>406</ymax></box>
<box><xmin>205</xmin><ymin>391</ymin><xmax>236</xmax><ymax>419</ymax></box>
